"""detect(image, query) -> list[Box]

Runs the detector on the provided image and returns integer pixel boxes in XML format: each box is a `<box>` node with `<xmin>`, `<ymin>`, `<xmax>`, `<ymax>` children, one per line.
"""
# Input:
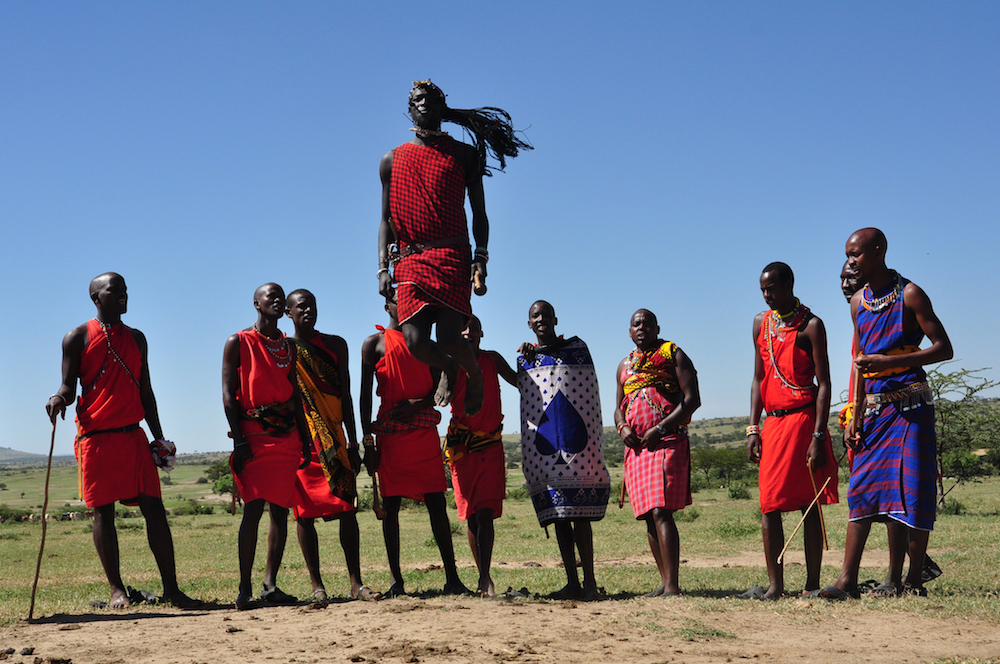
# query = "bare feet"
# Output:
<box><xmin>443</xmin><ymin>580</ymin><xmax>471</xmax><ymax>595</ymax></box>
<box><xmin>548</xmin><ymin>584</ymin><xmax>583</xmax><ymax>600</ymax></box>
<box><xmin>476</xmin><ymin>577</ymin><xmax>496</xmax><ymax>597</ymax></box>
<box><xmin>642</xmin><ymin>586</ymin><xmax>664</xmax><ymax>598</ymax></box>
<box><xmin>351</xmin><ymin>585</ymin><xmax>382</xmax><ymax>601</ymax></box>
<box><xmin>384</xmin><ymin>581</ymin><xmax>406</xmax><ymax>598</ymax></box>
<box><xmin>108</xmin><ymin>588</ymin><xmax>131</xmax><ymax>609</ymax></box>
<box><xmin>161</xmin><ymin>590</ymin><xmax>202</xmax><ymax>608</ymax></box>
<box><xmin>434</xmin><ymin>361</ymin><xmax>457</xmax><ymax>408</ymax></box>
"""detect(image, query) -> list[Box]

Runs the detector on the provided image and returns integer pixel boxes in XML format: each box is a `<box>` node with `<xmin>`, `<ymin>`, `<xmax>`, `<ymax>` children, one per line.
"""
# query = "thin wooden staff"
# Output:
<box><xmin>851</xmin><ymin>361</ymin><xmax>866</xmax><ymax>450</ymax></box>
<box><xmin>776</xmin><ymin>474</ymin><xmax>832</xmax><ymax>565</ymax></box>
<box><xmin>618</xmin><ymin>475</ymin><xmax>627</xmax><ymax>509</ymax></box>
<box><xmin>808</xmin><ymin>457</ymin><xmax>829</xmax><ymax>550</ymax></box>
<box><xmin>28</xmin><ymin>419</ymin><xmax>57</xmax><ymax>621</ymax></box>
<box><xmin>777</xmin><ymin>446</ymin><xmax>849</xmax><ymax>564</ymax></box>
<box><xmin>371</xmin><ymin>472</ymin><xmax>387</xmax><ymax>521</ymax></box>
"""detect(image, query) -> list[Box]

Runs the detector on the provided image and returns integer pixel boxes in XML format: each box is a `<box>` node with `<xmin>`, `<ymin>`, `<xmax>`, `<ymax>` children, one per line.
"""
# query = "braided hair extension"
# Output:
<box><xmin>412</xmin><ymin>80</ymin><xmax>532</xmax><ymax>176</ymax></box>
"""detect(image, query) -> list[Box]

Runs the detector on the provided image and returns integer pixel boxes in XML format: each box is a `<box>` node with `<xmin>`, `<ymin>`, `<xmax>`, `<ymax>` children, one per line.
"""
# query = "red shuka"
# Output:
<box><xmin>389</xmin><ymin>139</ymin><xmax>473</xmax><ymax>323</ymax></box>
<box><xmin>757</xmin><ymin>317</ymin><xmax>839</xmax><ymax>513</ymax></box>
<box><xmin>75</xmin><ymin>319</ymin><xmax>160</xmax><ymax>507</ymax></box>
<box><xmin>230</xmin><ymin>329</ymin><xmax>301</xmax><ymax>508</ymax></box>
<box><xmin>374</xmin><ymin>328</ymin><xmax>447</xmax><ymax>498</ymax></box>
<box><xmin>449</xmin><ymin>351</ymin><xmax>506</xmax><ymax>520</ymax></box>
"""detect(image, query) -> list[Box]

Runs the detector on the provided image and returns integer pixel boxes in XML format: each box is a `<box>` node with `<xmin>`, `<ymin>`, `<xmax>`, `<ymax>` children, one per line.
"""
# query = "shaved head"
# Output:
<box><xmin>89</xmin><ymin>272</ymin><xmax>122</xmax><ymax>299</ymax></box>
<box><xmin>632</xmin><ymin>308</ymin><xmax>657</xmax><ymax>327</ymax></box>
<box><xmin>761</xmin><ymin>261</ymin><xmax>794</xmax><ymax>288</ymax></box>
<box><xmin>846</xmin><ymin>227</ymin><xmax>890</xmax><ymax>285</ymax></box>
<box><xmin>253</xmin><ymin>282</ymin><xmax>284</xmax><ymax>305</ymax></box>
<box><xmin>847</xmin><ymin>228</ymin><xmax>887</xmax><ymax>257</ymax></box>
<box><xmin>530</xmin><ymin>300</ymin><xmax>555</xmax><ymax>317</ymax></box>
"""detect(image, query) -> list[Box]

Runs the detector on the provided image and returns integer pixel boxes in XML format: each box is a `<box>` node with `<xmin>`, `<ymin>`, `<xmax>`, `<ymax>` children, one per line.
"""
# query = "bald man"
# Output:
<box><xmin>820</xmin><ymin>229</ymin><xmax>952</xmax><ymax>599</ymax></box>
<box><xmin>46</xmin><ymin>273</ymin><xmax>198</xmax><ymax>609</ymax></box>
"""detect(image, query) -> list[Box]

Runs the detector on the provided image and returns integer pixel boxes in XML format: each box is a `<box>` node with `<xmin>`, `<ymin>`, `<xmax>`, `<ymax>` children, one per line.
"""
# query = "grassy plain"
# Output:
<box><xmin>1</xmin><ymin>461</ymin><xmax>998</xmax><ymax>629</ymax></box>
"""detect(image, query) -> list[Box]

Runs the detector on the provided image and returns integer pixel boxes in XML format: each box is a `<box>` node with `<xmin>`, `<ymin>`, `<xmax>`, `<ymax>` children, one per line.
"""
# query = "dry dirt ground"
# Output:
<box><xmin>3</xmin><ymin>552</ymin><xmax>998</xmax><ymax>664</ymax></box>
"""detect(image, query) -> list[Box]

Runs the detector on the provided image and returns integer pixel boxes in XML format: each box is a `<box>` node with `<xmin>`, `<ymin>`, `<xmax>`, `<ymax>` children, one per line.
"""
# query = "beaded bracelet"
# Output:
<box><xmin>745</xmin><ymin>424</ymin><xmax>760</xmax><ymax>437</ymax></box>
<box><xmin>362</xmin><ymin>434</ymin><xmax>376</xmax><ymax>446</ymax></box>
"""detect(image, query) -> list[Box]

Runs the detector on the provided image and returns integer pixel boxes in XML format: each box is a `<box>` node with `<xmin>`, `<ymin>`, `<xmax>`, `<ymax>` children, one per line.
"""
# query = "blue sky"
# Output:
<box><xmin>2</xmin><ymin>2</ymin><xmax>997</xmax><ymax>457</ymax></box>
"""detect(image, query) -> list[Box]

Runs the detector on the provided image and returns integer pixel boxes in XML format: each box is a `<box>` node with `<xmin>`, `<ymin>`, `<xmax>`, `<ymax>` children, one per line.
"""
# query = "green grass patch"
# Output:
<box><xmin>1</xmin><ymin>462</ymin><xmax>998</xmax><ymax>628</ymax></box>
<box><xmin>672</xmin><ymin>619</ymin><xmax>736</xmax><ymax>641</ymax></box>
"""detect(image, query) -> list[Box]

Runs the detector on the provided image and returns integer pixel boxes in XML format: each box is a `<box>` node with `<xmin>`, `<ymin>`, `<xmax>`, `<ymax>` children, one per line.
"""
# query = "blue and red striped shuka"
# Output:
<box><xmin>849</xmin><ymin>274</ymin><xmax>937</xmax><ymax>531</ymax></box>
<box><xmin>389</xmin><ymin>138</ymin><xmax>472</xmax><ymax>323</ymax></box>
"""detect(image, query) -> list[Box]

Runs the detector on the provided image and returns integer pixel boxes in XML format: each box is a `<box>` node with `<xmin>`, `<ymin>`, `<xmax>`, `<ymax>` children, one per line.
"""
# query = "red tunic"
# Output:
<box><xmin>292</xmin><ymin>336</ymin><xmax>354</xmax><ymax>520</ymax></box>
<box><xmin>757</xmin><ymin>312</ymin><xmax>838</xmax><ymax>513</ymax></box>
<box><xmin>230</xmin><ymin>329</ymin><xmax>301</xmax><ymax>508</ymax></box>
<box><xmin>389</xmin><ymin>139</ymin><xmax>472</xmax><ymax>323</ymax></box>
<box><xmin>74</xmin><ymin>319</ymin><xmax>160</xmax><ymax>507</ymax></box>
<box><xmin>375</xmin><ymin>328</ymin><xmax>447</xmax><ymax>498</ymax></box>
<box><xmin>449</xmin><ymin>351</ymin><xmax>506</xmax><ymax>520</ymax></box>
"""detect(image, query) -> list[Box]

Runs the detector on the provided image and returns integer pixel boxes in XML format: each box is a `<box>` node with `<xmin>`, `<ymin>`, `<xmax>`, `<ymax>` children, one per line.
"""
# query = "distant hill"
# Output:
<box><xmin>0</xmin><ymin>446</ymin><xmax>76</xmax><ymax>468</ymax></box>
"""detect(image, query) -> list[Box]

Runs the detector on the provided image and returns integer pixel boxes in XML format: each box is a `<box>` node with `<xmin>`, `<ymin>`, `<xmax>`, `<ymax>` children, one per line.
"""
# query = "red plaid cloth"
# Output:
<box><xmin>619</xmin><ymin>343</ymin><xmax>692</xmax><ymax>517</ymax></box>
<box><xmin>624</xmin><ymin>443</ymin><xmax>691</xmax><ymax>517</ymax></box>
<box><xmin>390</xmin><ymin>139</ymin><xmax>472</xmax><ymax>322</ymax></box>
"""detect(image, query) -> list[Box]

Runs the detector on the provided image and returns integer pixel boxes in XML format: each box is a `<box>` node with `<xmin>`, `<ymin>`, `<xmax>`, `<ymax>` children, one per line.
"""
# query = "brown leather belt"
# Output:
<box><xmin>77</xmin><ymin>423</ymin><xmax>140</xmax><ymax>440</ymax></box>
<box><xmin>767</xmin><ymin>401</ymin><xmax>814</xmax><ymax>418</ymax></box>
<box><xmin>398</xmin><ymin>235</ymin><xmax>467</xmax><ymax>258</ymax></box>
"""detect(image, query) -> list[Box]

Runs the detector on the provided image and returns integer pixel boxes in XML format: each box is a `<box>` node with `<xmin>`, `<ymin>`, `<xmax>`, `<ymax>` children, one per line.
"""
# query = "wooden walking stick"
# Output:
<box><xmin>807</xmin><ymin>458</ymin><xmax>829</xmax><ymax>550</ymax></box>
<box><xmin>371</xmin><ymin>472</ymin><xmax>387</xmax><ymax>521</ymax></box>
<box><xmin>777</xmin><ymin>447</ymin><xmax>849</xmax><ymax>564</ymax></box>
<box><xmin>618</xmin><ymin>475</ymin><xmax>627</xmax><ymax>509</ymax></box>
<box><xmin>28</xmin><ymin>419</ymin><xmax>57</xmax><ymax>621</ymax></box>
<box><xmin>776</xmin><ymin>474</ymin><xmax>832</xmax><ymax>565</ymax></box>
<box><xmin>850</xmin><ymin>362</ymin><xmax>866</xmax><ymax>450</ymax></box>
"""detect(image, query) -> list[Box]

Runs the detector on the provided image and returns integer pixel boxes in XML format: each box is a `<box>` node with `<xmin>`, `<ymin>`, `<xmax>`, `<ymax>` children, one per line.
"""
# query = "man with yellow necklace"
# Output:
<box><xmin>819</xmin><ymin>228</ymin><xmax>952</xmax><ymax>600</ymax></box>
<box><xmin>742</xmin><ymin>262</ymin><xmax>838</xmax><ymax>600</ymax></box>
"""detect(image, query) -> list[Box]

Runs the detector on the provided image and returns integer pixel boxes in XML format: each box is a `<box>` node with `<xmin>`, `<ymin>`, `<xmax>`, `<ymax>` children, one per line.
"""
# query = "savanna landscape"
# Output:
<box><xmin>1</xmin><ymin>417</ymin><xmax>998</xmax><ymax>664</ymax></box>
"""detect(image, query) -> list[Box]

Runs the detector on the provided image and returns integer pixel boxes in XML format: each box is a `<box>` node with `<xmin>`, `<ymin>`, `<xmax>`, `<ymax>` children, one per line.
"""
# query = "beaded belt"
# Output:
<box><xmin>865</xmin><ymin>381</ymin><xmax>932</xmax><ymax>408</ymax></box>
<box><xmin>767</xmin><ymin>401</ymin><xmax>814</xmax><ymax>418</ymax></box>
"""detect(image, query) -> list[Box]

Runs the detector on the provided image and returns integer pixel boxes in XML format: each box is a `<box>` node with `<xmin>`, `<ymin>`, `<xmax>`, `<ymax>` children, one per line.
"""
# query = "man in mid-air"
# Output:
<box><xmin>377</xmin><ymin>79</ymin><xmax>530</xmax><ymax>417</ymax></box>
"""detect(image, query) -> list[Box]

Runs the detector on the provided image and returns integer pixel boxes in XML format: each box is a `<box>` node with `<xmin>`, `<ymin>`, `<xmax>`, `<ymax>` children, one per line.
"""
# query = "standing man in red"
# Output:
<box><xmin>46</xmin><ymin>272</ymin><xmax>198</xmax><ymax>608</ymax></box>
<box><xmin>360</xmin><ymin>291</ymin><xmax>468</xmax><ymax>597</ymax></box>
<box><xmin>614</xmin><ymin>309</ymin><xmax>701</xmax><ymax>598</ymax></box>
<box><xmin>821</xmin><ymin>229</ymin><xmax>951</xmax><ymax>599</ymax></box>
<box><xmin>444</xmin><ymin>315</ymin><xmax>517</xmax><ymax>596</ymax></box>
<box><xmin>223</xmin><ymin>283</ymin><xmax>313</xmax><ymax>610</ymax></box>
<box><xmin>377</xmin><ymin>79</ymin><xmax>530</xmax><ymax>417</ymax></box>
<box><xmin>744</xmin><ymin>262</ymin><xmax>839</xmax><ymax>600</ymax></box>
<box><xmin>285</xmin><ymin>289</ymin><xmax>381</xmax><ymax>601</ymax></box>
